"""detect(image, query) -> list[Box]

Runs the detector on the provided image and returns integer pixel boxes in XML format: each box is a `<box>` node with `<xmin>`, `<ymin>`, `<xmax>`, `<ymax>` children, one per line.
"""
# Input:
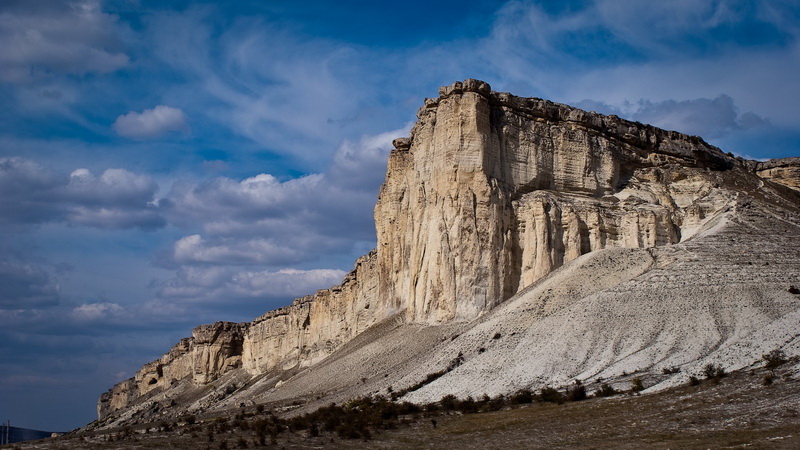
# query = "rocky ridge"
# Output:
<box><xmin>96</xmin><ymin>80</ymin><xmax>800</xmax><ymax>425</ymax></box>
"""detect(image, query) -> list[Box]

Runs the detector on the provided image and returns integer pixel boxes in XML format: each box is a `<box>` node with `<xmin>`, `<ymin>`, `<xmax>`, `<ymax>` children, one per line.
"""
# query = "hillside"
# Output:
<box><xmin>92</xmin><ymin>79</ymin><xmax>800</xmax><ymax>430</ymax></box>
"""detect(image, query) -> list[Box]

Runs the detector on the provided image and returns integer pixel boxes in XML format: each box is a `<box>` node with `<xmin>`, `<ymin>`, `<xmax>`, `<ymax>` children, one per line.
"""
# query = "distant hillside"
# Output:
<box><xmin>2</xmin><ymin>425</ymin><xmax>60</xmax><ymax>444</ymax></box>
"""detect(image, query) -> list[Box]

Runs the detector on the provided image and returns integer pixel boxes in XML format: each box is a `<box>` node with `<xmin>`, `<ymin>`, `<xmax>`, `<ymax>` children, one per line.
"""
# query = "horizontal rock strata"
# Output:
<box><xmin>98</xmin><ymin>79</ymin><xmax>800</xmax><ymax>420</ymax></box>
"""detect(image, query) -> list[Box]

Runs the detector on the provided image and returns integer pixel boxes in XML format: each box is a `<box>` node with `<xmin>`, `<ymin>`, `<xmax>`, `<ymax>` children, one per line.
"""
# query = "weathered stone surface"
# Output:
<box><xmin>373</xmin><ymin>79</ymin><xmax>738</xmax><ymax>323</ymax></box>
<box><xmin>755</xmin><ymin>157</ymin><xmax>800</xmax><ymax>190</ymax></box>
<box><xmin>97</xmin><ymin>80</ymin><xmax>798</xmax><ymax>421</ymax></box>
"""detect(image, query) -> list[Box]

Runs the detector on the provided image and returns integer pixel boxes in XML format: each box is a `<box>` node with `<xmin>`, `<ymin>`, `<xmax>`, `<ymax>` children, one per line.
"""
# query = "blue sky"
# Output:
<box><xmin>1</xmin><ymin>0</ymin><xmax>799</xmax><ymax>432</ymax></box>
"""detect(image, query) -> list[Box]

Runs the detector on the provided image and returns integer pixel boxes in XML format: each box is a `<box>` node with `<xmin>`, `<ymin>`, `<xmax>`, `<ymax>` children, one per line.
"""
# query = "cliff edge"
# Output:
<box><xmin>96</xmin><ymin>80</ymin><xmax>800</xmax><ymax>424</ymax></box>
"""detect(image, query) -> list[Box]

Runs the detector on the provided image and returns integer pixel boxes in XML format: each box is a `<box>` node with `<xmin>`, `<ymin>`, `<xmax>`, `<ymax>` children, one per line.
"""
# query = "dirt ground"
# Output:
<box><xmin>10</xmin><ymin>367</ymin><xmax>799</xmax><ymax>450</ymax></box>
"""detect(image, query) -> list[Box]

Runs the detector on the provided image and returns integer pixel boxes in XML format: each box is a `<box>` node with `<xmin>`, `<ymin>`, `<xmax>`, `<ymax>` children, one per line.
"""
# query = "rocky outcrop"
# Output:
<box><xmin>98</xmin><ymin>322</ymin><xmax>245</xmax><ymax>419</ymax></box>
<box><xmin>98</xmin><ymin>79</ymin><xmax>794</xmax><ymax>420</ymax></box>
<box><xmin>755</xmin><ymin>157</ymin><xmax>800</xmax><ymax>191</ymax></box>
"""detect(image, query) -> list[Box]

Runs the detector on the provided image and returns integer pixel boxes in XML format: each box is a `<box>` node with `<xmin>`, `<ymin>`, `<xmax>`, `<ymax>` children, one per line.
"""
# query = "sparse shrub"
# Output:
<box><xmin>183</xmin><ymin>414</ymin><xmax>197</xmax><ymax>425</ymax></box>
<box><xmin>485</xmin><ymin>394</ymin><xmax>505</xmax><ymax>411</ymax></box>
<box><xmin>538</xmin><ymin>386</ymin><xmax>564</xmax><ymax>404</ymax></box>
<box><xmin>456</xmin><ymin>396</ymin><xmax>480</xmax><ymax>413</ymax></box>
<box><xmin>440</xmin><ymin>394</ymin><xmax>458</xmax><ymax>411</ymax></box>
<box><xmin>763</xmin><ymin>373</ymin><xmax>774</xmax><ymax>386</ymax></box>
<box><xmin>492</xmin><ymin>332</ymin><xmax>502</xmax><ymax>340</ymax></box>
<box><xmin>703</xmin><ymin>363</ymin><xmax>726</xmax><ymax>380</ymax></box>
<box><xmin>763</xmin><ymin>349</ymin><xmax>788</xmax><ymax>369</ymax></box>
<box><xmin>594</xmin><ymin>383</ymin><xmax>617</xmax><ymax>398</ymax></box>
<box><xmin>566</xmin><ymin>380</ymin><xmax>587</xmax><ymax>402</ymax></box>
<box><xmin>509</xmin><ymin>389</ymin><xmax>533</xmax><ymax>404</ymax></box>
<box><xmin>662</xmin><ymin>366</ymin><xmax>680</xmax><ymax>375</ymax></box>
<box><xmin>215</xmin><ymin>417</ymin><xmax>230</xmax><ymax>433</ymax></box>
<box><xmin>688</xmin><ymin>376</ymin><xmax>700</xmax><ymax>386</ymax></box>
<box><xmin>631</xmin><ymin>378</ymin><xmax>645</xmax><ymax>393</ymax></box>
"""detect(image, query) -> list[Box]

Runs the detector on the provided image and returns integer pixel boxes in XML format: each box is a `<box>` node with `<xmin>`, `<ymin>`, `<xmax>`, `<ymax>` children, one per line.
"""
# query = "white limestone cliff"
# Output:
<box><xmin>98</xmin><ymin>80</ymin><xmax>800</xmax><ymax>420</ymax></box>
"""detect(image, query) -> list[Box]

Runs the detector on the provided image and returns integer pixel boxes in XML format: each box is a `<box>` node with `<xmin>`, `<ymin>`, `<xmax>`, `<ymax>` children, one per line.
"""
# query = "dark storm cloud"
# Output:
<box><xmin>0</xmin><ymin>259</ymin><xmax>60</xmax><ymax>309</ymax></box>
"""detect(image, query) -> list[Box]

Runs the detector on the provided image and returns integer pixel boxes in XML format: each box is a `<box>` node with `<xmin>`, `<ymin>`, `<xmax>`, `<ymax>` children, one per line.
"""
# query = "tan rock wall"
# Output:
<box><xmin>99</xmin><ymin>79</ymin><xmax>745</xmax><ymax>418</ymax></box>
<box><xmin>242</xmin><ymin>250</ymin><xmax>382</xmax><ymax>374</ymax></box>
<box><xmin>756</xmin><ymin>157</ymin><xmax>800</xmax><ymax>191</ymax></box>
<box><xmin>373</xmin><ymin>80</ymin><xmax>736</xmax><ymax>324</ymax></box>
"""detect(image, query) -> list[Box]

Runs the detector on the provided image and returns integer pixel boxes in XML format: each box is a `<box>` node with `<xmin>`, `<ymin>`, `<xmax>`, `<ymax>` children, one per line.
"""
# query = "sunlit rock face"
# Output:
<box><xmin>98</xmin><ymin>80</ymin><xmax>797</xmax><ymax>420</ymax></box>
<box><xmin>755</xmin><ymin>157</ymin><xmax>800</xmax><ymax>191</ymax></box>
<box><xmin>374</xmin><ymin>79</ymin><xmax>736</xmax><ymax>323</ymax></box>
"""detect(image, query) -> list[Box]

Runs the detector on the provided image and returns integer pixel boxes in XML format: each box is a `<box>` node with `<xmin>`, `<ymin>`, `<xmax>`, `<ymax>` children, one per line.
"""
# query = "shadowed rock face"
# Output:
<box><xmin>97</xmin><ymin>80</ymin><xmax>800</xmax><ymax>421</ymax></box>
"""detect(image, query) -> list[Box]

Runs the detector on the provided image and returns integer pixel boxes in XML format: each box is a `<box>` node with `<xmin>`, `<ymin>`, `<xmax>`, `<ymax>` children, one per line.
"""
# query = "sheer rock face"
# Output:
<box><xmin>374</xmin><ymin>79</ymin><xmax>737</xmax><ymax>323</ymax></box>
<box><xmin>241</xmin><ymin>251</ymin><xmax>382</xmax><ymax>375</ymax></box>
<box><xmin>98</xmin><ymin>80</ymin><xmax>795</xmax><ymax>419</ymax></box>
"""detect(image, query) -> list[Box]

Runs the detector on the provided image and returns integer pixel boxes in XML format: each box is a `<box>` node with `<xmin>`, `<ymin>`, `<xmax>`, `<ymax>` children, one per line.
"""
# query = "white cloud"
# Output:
<box><xmin>0</xmin><ymin>0</ymin><xmax>129</xmax><ymax>83</ymax></box>
<box><xmin>172</xmin><ymin>234</ymin><xmax>304</xmax><ymax>266</ymax></box>
<box><xmin>156</xmin><ymin>266</ymin><xmax>346</xmax><ymax>305</ymax></box>
<box><xmin>113</xmin><ymin>105</ymin><xmax>189</xmax><ymax>140</ymax></box>
<box><xmin>0</xmin><ymin>157</ymin><xmax>164</xmax><ymax>230</ymax></box>
<box><xmin>160</xmin><ymin>126</ymin><xmax>406</xmax><ymax>272</ymax></box>
<box><xmin>141</xmin><ymin>9</ymin><xmax>392</xmax><ymax>165</ymax></box>
<box><xmin>72</xmin><ymin>302</ymin><xmax>124</xmax><ymax>321</ymax></box>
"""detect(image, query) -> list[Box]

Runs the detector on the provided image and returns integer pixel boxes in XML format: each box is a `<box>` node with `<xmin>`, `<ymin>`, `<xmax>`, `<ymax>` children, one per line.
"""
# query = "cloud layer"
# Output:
<box><xmin>0</xmin><ymin>157</ymin><xmax>163</xmax><ymax>230</ymax></box>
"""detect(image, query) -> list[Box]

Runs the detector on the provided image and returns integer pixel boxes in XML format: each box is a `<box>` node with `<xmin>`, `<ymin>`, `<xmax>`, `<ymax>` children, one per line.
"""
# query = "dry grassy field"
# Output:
<box><xmin>10</xmin><ymin>365</ymin><xmax>799</xmax><ymax>450</ymax></box>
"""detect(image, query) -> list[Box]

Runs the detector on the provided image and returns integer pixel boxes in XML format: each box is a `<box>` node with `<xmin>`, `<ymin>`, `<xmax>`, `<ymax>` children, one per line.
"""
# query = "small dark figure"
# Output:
<box><xmin>431</xmin><ymin>419</ymin><xmax>437</xmax><ymax>428</ymax></box>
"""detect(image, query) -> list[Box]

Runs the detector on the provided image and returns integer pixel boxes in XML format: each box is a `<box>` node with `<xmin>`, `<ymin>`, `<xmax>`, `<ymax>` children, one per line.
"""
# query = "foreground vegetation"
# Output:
<box><xmin>8</xmin><ymin>357</ymin><xmax>799</xmax><ymax>449</ymax></box>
